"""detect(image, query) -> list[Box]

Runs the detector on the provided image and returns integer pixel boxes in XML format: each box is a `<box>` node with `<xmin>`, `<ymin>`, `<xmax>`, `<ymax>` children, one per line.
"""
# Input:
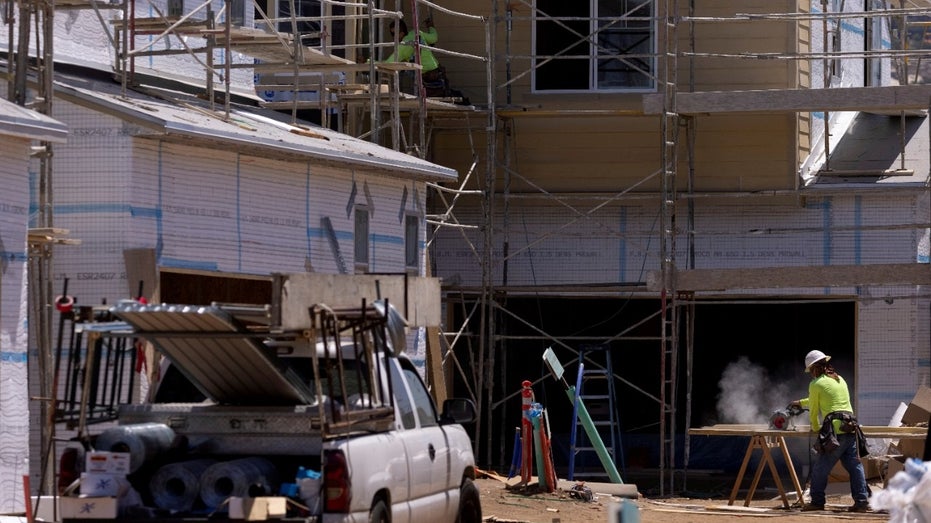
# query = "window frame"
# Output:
<box><xmin>531</xmin><ymin>0</ymin><xmax>656</xmax><ymax>93</ymax></box>
<box><xmin>404</xmin><ymin>213</ymin><xmax>420</xmax><ymax>272</ymax></box>
<box><xmin>354</xmin><ymin>206</ymin><xmax>370</xmax><ymax>273</ymax></box>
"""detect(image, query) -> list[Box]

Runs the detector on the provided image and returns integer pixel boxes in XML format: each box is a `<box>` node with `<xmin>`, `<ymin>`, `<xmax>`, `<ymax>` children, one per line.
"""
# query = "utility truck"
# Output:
<box><xmin>55</xmin><ymin>274</ymin><xmax>480</xmax><ymax>523</ymax></box>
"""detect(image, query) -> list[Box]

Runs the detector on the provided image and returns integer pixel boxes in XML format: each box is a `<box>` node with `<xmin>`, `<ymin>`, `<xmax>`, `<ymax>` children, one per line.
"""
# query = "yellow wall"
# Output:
<box><xmin>422</xmin><ymin>1</ymin><xmax>809</xmax><ymax>194</ymax></box>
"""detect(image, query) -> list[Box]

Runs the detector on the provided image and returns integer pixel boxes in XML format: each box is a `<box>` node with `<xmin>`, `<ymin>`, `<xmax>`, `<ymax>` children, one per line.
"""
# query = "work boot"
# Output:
<box><xmin>801</xmin><ymin>503</ymin><xmax>825</xmax><ymax>511</ymax></box>
<box><xmin>848</xmin><ymin>501</ymin><xmax>871</xmax><ymax>513</ymax></box>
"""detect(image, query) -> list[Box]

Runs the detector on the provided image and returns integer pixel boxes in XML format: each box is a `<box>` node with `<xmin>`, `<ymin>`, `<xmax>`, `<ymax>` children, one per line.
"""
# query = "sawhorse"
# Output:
<box><xmin>728</xmin><ymin>435</ymin><xmax>804</xmax><ymax>509</ymax></box>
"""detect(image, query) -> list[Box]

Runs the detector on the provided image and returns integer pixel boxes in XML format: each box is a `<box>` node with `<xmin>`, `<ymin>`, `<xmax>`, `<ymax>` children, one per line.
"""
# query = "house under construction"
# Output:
<box><xmin>2</xmin><ymin>0</ymin><xmax>931</xmax><ymax>501</ymax></box>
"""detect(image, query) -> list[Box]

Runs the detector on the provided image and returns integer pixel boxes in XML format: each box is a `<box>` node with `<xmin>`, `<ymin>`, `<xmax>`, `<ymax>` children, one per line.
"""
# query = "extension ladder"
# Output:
<box><xmin>569</xmin><ymin>343</ymin><xmax>623</xmax><ymax>481</ymax></box>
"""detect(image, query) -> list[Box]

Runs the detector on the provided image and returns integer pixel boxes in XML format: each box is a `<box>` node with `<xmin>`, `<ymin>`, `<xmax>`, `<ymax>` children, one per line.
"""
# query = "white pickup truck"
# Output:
<box><xmin>61</xmin><ymin>276</ymin><xmax>480</xmax><ymax>523</ymax></box>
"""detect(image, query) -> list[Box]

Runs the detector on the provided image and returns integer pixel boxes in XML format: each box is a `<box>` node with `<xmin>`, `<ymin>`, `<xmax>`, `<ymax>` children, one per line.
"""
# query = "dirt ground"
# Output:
<box><xmin>475</xmin><ymin>473</ymin><xmax>891</xmax><ymax>523</ymax></box>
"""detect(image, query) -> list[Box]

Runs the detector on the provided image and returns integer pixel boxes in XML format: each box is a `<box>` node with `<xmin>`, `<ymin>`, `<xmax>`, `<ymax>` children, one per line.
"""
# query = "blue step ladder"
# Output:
<box><xmin>569</xmin><ymin>343</ymin><xmax>623</xmax><ymax>481</ymax></box>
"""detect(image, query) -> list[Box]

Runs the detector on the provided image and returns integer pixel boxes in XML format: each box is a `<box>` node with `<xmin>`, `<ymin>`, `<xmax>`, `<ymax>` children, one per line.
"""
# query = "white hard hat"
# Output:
<box><xmin>804</xmin><ymin>349</ymin><xmax>830</xmax><ymax>372</ymax></box>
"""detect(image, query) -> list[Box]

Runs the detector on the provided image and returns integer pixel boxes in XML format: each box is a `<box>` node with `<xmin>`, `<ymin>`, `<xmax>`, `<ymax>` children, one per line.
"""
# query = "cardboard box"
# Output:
<box><xmin>901</xmin><ymin>386</ymin><xmax>931</xmax><ymax>425</ymax></box>
<box><xmin>828</xmin><ymin>460</ymin><xmax>849</xmax><ymax>482</ymax></box>
<box><xmin>31</xmin><ymin>495</ymin><xmax>59</xmax><ymax>522</ymax></box>
<box><xmin>863</xmin><ymin>456</ymin><xmax>883</xmax><ymax>480</ymax></box>
<box><xmin>60</xmin><ymin>496</ymin><xmax>118</xmax><ymax>519</ymax></box>
<box><xmin>831</xmin><ymin>456</ymin><xmax>886</xmax><ymax>482</ymax></box>
<box><xmin>884</xmin><ymin>455</ymin><xmax>907</xmax><ymax>488</ymax></box>
<box><xmin>896</xmin><ymin>435</ymin><xmax>927</xmax><ymax>459</ymax></box>
<box><xmin>85</xmin><ymin>451</ymin><xmax>131</xmax><ymax>475</ymax></box>
<box><xmin>80</xmin><ymin>472</ymin><xmax>128</xmax><ymax>497</ymax></box>
<box><xmin>229</xmin><ymin>497</ymin><xmax>288</xmax><ymax>520</ymax></box>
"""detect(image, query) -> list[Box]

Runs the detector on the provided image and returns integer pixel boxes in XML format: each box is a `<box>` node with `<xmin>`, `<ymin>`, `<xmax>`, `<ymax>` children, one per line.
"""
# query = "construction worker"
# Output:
<box><xmin>382</xmin><ymin>18</ymin><xmax>467</xmax><ymax>102</ymax></box>
<box><xmin>384</xmin><ymin>18</ymin><xmax>440</xmax><ymax>76</ymax></box>
<box><xmin>790</xmin><ymin>349</ymin><xmax>870</xmax><ymax>513</ymax></box>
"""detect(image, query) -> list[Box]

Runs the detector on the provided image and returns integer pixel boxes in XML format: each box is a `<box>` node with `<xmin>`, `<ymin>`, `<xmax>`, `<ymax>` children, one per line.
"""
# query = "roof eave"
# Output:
<box><xmin>53</xmin><ymin>80</ymin><xmax>458</xmax><ymax>183</ymax></box>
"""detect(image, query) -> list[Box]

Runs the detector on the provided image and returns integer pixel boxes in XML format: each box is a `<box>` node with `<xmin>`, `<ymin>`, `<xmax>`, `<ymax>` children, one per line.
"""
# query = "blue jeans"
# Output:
<box><xmin>809</xmin><ymin>432</ymin><xmax>869</xmax><ymax>506</ymax></box>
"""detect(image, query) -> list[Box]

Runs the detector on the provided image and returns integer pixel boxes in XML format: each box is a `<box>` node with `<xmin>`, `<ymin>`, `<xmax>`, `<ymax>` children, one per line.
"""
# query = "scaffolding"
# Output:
<box><xmin>6</xmin><ymin>0</ymin><xmax>63</xmax><ymax>496</ymax></box>
<box><xmin>9</xmin><ymin>0</ymin><xmax>931</xmax><ymax>500</ymax></box>
<box><xmin>437</xmin><ymin>0</ymin><xmax>931</xmax><ymax>496</ymax></box>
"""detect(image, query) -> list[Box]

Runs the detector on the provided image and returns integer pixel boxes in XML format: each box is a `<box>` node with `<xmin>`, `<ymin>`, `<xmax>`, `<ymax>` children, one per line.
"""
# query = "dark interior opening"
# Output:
<box><xmin>159</xmin><ymin>271</ymin><xmax>272</xmax><ymax>305</ymax></box>
<box><xmin>451</xmin><ymin>295</ymin><xmax>855</xmax><ymax>487</ymax></box>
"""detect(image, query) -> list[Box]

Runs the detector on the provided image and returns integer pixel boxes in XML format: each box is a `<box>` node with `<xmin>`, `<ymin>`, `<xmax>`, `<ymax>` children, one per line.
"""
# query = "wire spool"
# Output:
<box><xmin>55</xmin><ymin>295</ymin><xmax>75</xmax><ymax>313</ymax></box>
<box><xmin>149</xmin><ymin>459</ymin><xmax>217</xmax><ymax>512</ymax></box>
<box><xmin>199</xmin><ymin>457</ymin><xmax>279</xmax><ymax>509</ymax></box>
<box><xmin>94</xmin><ymin>423</ymin><xmax>176</xmax><ymax>473</ymax></box>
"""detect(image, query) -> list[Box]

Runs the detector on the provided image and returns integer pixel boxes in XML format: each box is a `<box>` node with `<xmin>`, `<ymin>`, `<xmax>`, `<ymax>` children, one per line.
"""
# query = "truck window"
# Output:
<box><xmin>400</xmin><ymin>363</ymin><xmax>438</xmax><ymax>428</ymax></box>
<box><xmin>390</xmin><ymin>361</ymin><xmax>416</xmax><ymax>429</ymax></box>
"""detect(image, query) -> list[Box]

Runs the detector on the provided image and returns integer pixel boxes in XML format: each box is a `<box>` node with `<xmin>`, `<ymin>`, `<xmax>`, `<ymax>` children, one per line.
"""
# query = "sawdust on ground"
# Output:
<box><xmin>475</xmin><ymin>472</ymin><xmax>890</xmax><ymax>523</ymax></box>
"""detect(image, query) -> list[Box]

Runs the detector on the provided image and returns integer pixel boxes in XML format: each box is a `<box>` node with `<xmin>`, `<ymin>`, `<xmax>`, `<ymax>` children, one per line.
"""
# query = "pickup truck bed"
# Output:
<box><xmin>59</xmin><ymin>296</ymin><xmax>481</xmax><ymax>523</ymax></box>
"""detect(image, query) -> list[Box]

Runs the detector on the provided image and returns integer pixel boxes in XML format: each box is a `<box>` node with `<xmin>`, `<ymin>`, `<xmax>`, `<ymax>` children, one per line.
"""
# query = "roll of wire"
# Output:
<box><xmin>150</xmin><ymin>459</ymin><xmax>217</xmax><ymax>512</ymax></box>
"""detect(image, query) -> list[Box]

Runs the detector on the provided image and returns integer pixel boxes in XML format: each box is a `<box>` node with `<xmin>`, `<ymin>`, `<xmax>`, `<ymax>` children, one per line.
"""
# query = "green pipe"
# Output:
<box><xmin>566</xmin><ymin>385</ymin><xmax>623</xmax><ymax>484</ymax></box>
<box><xmin>531</xmin><ymin>414</ymin><xmax>547</xmax><ymax>490</ymax></box>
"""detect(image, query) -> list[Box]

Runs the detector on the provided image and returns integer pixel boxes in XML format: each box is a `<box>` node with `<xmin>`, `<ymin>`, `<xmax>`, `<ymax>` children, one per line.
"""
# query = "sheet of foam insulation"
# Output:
<box><xmin>431</xmin><ymin>191</ymin><xmax>931</xmax><ymax>427</ymax></box>
<box><xmin>433</xmin><ymin>193</ymin><xmax>923</xmax><ymax>288</ymax></box>
<box><xmin>0</xmin><ymin>138</ymin><xmax>32</xmax><ymax>513</ymax></box>
<box><xmin>49</xmin><ymin>103</ymin><xmax>136</xmax><ymax>306</ymax></box>
<box><xmin>857</xmin><ymin>288</ymin><xmax>931</xmax><ymax>426</ymax></box>
<box><xmin>47</xmin><ymin>97</ymin><xmax>428</xmax><ymax>305</ymax></box>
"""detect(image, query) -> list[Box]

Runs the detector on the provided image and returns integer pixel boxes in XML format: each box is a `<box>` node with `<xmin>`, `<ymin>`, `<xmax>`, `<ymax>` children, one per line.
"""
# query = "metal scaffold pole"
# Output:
<box><xmin>10</xmin><ymin>0</ymin><xmax>60</xmax><ymax>497</ymax></box>
<box><xmin>659</xmin><ymin>0</ymin><xmax>679</xmax><ymax>497</ymax></box>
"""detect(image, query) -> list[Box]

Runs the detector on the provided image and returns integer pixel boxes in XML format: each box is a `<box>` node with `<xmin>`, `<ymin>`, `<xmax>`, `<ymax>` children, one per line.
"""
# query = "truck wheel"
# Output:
<box><xmin>456</xmin><ymin>478</ymin><xmax>482</xmax><ymax>523</ymax></box>
<box><xmin>369</xmin><ymin>500</ymin><xmax>390</xmax><ymax>523</ymax></box>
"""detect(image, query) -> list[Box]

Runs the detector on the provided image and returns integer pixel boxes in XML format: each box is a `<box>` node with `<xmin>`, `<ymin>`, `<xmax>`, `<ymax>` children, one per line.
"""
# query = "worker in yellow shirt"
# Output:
<box><xmin>790</xmin><ymin>350</ymin><xmax>870</xmax><ymax>513</ymax></box>
<box><xmin>384</xmin><ymin>18</ymin><xmax>440</xmax><ymax>74</ymax></box>
<box><xmin>383</xmin><ymin>18</ymin><xmax>462</xmax><ymax>99</ymax></box>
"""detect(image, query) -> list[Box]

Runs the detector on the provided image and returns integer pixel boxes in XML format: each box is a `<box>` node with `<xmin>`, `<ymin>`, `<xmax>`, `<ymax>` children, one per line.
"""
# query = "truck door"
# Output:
<box><xmin>390</xmin><ymin>358</ymin><xmax>455</xmax><ymax>521</ymax></box>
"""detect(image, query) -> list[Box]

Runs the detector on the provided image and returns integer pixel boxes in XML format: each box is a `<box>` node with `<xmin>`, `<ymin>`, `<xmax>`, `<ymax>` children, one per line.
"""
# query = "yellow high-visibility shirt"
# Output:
<box><xmin>799</xmin><ymin>373</ymin><xmax>854</xmax><ymax>434</ymax></box>
<box><xmin>384</xmin><ymin>27</ymin><xmax>440</xmax><ymax>72</ymax></box>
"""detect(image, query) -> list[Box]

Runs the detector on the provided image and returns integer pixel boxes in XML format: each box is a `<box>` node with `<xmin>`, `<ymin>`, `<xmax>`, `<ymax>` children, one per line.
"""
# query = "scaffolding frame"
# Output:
<box><xmin>434</xmin><ymin>0</ymin><xmax>931</xmax><ymax>495</ymax></box>
<box><xmin>9</xmin><ymin>0</ymin><xmax>931</xmax><ymax>499</ymax></box>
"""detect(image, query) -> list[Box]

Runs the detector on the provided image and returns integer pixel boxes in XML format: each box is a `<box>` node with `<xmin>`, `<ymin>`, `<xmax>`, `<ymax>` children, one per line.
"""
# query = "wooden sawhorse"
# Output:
<box><xmin>728</xmin><ymin>434</ymin><xmax>804</xmax><ymax>509</ymax></box>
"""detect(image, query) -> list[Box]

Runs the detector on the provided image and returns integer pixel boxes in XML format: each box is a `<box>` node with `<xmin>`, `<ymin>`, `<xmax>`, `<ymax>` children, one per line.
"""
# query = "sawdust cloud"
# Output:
<box><xmin>716</xmin><ymin>356</ymin><xmax>797</xmax><ymax>424</ymax></box>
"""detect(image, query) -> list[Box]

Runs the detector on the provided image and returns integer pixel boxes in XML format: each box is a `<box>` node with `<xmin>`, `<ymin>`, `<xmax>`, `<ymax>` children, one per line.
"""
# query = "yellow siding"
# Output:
<box><xmin>431</xmin><ymin>111</ymin><xmax>796</xmax><ymax>194</ymax></box>
<box><xmin>423</xmin><ymin>1</ymin><xmax>806</xmax><ymax>195</ymax></box>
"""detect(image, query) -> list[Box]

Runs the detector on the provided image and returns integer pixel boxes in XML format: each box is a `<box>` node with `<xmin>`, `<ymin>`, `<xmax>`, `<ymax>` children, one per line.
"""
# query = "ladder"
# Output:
<box><xmin>568</xmin><ymin>343</ymin><xmax>623</xmax><ymax>481</ymax></box>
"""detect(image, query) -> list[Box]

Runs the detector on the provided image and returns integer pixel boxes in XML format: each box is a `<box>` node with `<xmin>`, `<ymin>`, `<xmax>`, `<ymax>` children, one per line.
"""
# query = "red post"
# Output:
<box><xmin>520</xmin><ymin>380</ymin><xmax>534</xmax><ymax>483</ymax></box>
<box><xmin>540</xmin><ymin>410</ymin><xmax>558</xmax><ymax>492</ymax></box>
<box><xmin>23</xmin><ymin>474</ymin><xmax>33</xmax><ymax>523</ymax></box>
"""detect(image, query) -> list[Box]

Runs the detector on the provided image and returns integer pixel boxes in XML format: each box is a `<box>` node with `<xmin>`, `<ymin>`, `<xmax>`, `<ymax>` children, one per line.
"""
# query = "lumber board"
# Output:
<box><xmin>425</xmin><ymin>326</ymin><xmax>447</xmax><ymax>406</ymax></box>
<box><xmin>647</xmin><ymin>263</ymin><xmax>931</xmax><ymax>292</ymax></box>
<box><xmin>689</xmin><ymin>423</ymin><xmax>928</xmax><ymax>439</ymax></box>
<box><xmin>55</xmin><ymin>0</ymin><xmax>121</xmax><ymax>8</ymax></box>
<box><xmin>277</xmin><ymin>273</ymin><xmax>441</xmax><ymax>329</ymax></box>
<box><xmin>123</xmin><ymin>248</ymin><xmax>159</xmax><ymax>302</ymax></box>
<box><xmin>643</xmin><ymin>84</ymin><xmax>931</xmax><ymax>115</ymax></box>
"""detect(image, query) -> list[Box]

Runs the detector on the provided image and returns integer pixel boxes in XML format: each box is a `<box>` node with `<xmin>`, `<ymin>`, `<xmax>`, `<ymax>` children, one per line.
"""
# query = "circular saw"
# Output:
<box><xmin>769</xmin><ymin>403</ymin><xmax>807</xmax><ymax>430</ymax></box>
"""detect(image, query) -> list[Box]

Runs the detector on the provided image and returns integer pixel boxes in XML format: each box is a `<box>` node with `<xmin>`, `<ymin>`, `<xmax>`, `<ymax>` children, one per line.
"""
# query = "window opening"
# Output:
<box><xmin>354</xmin><ymin>207</ymin><xmax>370</xmax><ymax>273</ymax></box>
<box><xmin>405</xmin><ymin>214</ymin><xmax>419</xmax><ymax>270</ymax></box>
<box><xmin>534</xmin><ymin>0</ymin><xmax>655</xmax><ymax>92</ymax></box>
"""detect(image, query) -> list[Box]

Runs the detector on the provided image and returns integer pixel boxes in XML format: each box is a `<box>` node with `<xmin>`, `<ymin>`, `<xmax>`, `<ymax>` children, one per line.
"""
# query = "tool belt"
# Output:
<box><xmin>813</xmin><ymin>411</ymin><xmax>868</xmax><ymax>457</ymax></box>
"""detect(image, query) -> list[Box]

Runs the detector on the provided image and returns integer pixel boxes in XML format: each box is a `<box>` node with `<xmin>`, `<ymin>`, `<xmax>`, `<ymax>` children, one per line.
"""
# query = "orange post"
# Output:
<box><xmin>23</xmin><ymin>474</ymin><xmax>33</xmax><ymax>523</ymax></box>
<box><xmin>540</xmin><ymin>410</ymin><xmax>558</xmax><ymax>491</ymax></box>
<box><xmin>520</xmin><ymin>380</ymin><xmax>534</xmax><ymax>483</ymax></box>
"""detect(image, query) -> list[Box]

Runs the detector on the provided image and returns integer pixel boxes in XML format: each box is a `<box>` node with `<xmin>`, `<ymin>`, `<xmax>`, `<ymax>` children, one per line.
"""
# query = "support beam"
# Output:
<box><xmin>643</xmin><ymin>85</ymin><xmax>931</xmax><ymax>115</ymax></box>
<box><xmin>646</xmin><ymin>263</ymin><xmax>931</xmax><ymax>292</ymax></box>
